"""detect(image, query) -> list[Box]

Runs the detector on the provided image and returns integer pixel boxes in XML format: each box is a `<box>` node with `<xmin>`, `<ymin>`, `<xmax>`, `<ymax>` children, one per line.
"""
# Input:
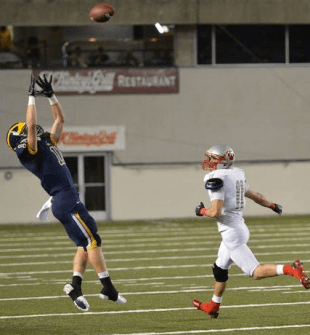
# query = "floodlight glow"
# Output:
<box><xmin>155</xmin><ymin>23</ymin><xmax>165</xmax><ymax>34</ymax></box>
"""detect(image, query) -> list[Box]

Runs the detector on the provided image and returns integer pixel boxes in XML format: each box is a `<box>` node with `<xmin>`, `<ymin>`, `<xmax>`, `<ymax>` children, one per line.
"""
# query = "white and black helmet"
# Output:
<box><xmin>202</xmin><ymin>144</ymin><xmax>235</xmax><ymax>171</ymax></box>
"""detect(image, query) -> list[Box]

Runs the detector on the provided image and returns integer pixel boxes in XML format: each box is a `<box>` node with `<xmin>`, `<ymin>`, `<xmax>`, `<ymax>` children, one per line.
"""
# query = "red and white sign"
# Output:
<box><xmin>34</xmin><ymin>68</ymin><xmax>178</xmax><ymax>95</ymax></box>
<box><xmin>54</xmin><ymin>126</ymin><xmax>125</xmax><ymax>152</ymax></box>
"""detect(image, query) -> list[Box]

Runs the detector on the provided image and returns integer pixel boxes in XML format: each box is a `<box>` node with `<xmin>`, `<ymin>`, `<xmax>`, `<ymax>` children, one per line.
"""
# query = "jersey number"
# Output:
<box><xmin>50</xmin><ymin>146</ymin><xmax>66</xmax><ymax>166</ymax></box>
<box><xmin>236</xmin><ymin>180</ymin><xmax>245</xmax><ymax>210</ymax></box>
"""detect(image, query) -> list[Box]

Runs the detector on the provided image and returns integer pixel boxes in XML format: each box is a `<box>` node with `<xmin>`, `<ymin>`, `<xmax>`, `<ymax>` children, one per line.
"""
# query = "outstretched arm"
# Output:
<box><xmin>245</xmin><ymin>189</ymin><xmax>282</xmax><ymax>214</ymax></box>
<box><xmin>26</xmin><ymin>75</ymin><xmax>38</xmax><ymax>153</ymax></box>
<box><xmin>245</xmin><ymin>189</ymin><xmax>272</xmax><ymax>207</ymax></box>
<box><xmin>50</xmin><ymin>99</ymin><xmax>65</xmax><ymax>143</ymax></box>
<box><xmin>36</xmin><ymin>75</ymin><xmax>65</xmax><ymax>143</ymax></box>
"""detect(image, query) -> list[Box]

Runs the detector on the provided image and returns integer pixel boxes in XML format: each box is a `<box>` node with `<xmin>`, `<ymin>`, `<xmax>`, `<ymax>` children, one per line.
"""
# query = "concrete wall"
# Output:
<box><xmin>2</xmin><ymin>0</ymin><xmax>310</xmax><ymax>26</ymax></box>
<box><xmin>198</xmin><ymin>0</ymin><xmax>310</xmax><ymax>24</ymax></box>
<box><xmin>2</xmin><ymin>65</ymin><xmax>310</xmax><ymax>222</ymax></box>
<box><xmin>0</xmin><ymin>169</ymin><xmax>48</xmax><ymax>224</ymax></box>
<box><xmin>111</xmin><ymin>161</ymin><xmax>310</xmax><ymax>220</ymax></box>
<box><xmin>174</xmin><ymin>25</ymin><xmax>196</xmax><ymax>67</ymax></box>
<box><xmin>2</xmin><ymin>66</ymin><xmax>310</xmax><ymax>168</ymax></box>
<box><xmin>1</xmin><ymin>161</ymin><xmax>309</xmax><ymax>223</ymax></box>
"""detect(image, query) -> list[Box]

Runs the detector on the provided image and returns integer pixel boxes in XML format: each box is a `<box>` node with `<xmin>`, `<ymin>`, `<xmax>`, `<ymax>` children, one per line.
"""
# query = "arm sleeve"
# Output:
<box><xmin>208</xmin><ymin>188</ymin><xmax>225</xmax><ymax>201</ymax></box>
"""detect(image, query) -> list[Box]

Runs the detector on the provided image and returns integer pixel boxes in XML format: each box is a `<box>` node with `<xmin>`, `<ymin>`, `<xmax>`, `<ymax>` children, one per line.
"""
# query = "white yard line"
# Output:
<box><xmin>104</xmin><ymin>324</ymin><xmax>310</xmax><ymax>335</ymax></box>
<box><xmin>0</xmin><ymin>273</ymin><xmax>241</xmax><ymax>286</ymax></box>
<box><xmin>0</xmin><ymin>243</ymin><xmax>309</xmax><ymax>259</ymax></box>
<box><xmin>0</xmin><ymin>250</ymin><xmax>309</xmax><ymax>267</ymax></box>
<box><xmin>0</xmin><ymin>236</ymin><xmax>310</xmax><ymax>253</ymax></box>
<box><xmin>2</xmin><ymin>258</ymin><xmax>310</xmax><ymax>276</ymax></box>
<box><xmin>1</xmin><ymin>223</ymin><xmax>310</xmax><ymax>239</ymax></box>
<box><xmin>0</xmin><ymin>301</ymin><xmax>309</xmax><ymax>320</ymax></box>
<box><xmin>0</xmin><ymin>284</ymin><xmax>304</xmax><ymax>301</ymax></box>
<box><xmin>1</xmin><ymin>230</ymin><xmax>310</xmax><ymax>245</ymax></box>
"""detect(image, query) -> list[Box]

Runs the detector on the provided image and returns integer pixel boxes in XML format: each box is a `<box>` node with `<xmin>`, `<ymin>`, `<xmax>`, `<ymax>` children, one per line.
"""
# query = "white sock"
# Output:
<box><xmin>98</xmin><ymin>271</ymin><xmax>109</xmax><ymax>279</ymax></box>
<box><xmin>73</xmin><ymin>271</ymin><xmax>83</xmax><ymax>279</ymax></box>
<box><xmin>276</xmin><ymin>264</ymin><xmax>284</xmax><ymax>275</ymax></box>
<box><xmin>212</xmin><ymin>294</ymin><xmax>222</xmax><ymax>304</ymax></box>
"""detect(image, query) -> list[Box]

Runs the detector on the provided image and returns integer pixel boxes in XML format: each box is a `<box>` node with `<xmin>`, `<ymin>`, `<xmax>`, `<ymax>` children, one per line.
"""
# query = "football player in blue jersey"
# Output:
<box><xmin>6</xmin><ymin>74</ymin><xmax>126</xmax><ymax>311</ymax></box>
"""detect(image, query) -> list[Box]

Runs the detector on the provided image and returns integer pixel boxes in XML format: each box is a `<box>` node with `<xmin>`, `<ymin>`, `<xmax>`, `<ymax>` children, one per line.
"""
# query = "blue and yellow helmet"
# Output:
<box><xmin>6</xmin><ymin>122</ymin><xmax>27</xmax><ymax>151</ymax></box>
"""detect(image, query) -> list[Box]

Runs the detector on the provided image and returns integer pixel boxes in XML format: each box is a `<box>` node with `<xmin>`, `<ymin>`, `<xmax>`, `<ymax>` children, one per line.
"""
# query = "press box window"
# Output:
<box><xmin>215</xmin><ymin>25</ymin><xmax>285</xmax><ymax>64</ymax></box>
<box><xmin>197</xmin><ymin>25</ymin><xmax>212</xmax><ymax>65</ymax></box>
<box><xmin>289</xmin><ymin>25</ymin><xmax>310</xmax><ymax>63</ymax></box>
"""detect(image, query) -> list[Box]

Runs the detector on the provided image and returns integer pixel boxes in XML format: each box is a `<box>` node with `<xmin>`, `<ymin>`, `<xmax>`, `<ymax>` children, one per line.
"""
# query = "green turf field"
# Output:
<box><xmin>0</xmin><ymin>215</ymin><xmax>310</xmax><ymax>335</ymax></box>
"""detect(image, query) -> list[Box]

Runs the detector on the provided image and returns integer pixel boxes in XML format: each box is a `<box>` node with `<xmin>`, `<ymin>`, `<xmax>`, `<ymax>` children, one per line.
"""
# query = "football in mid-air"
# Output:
<box><xmin>89</xmin><ymin>3</ymin><xmax>115</xmax><ymax>23</ymax></box>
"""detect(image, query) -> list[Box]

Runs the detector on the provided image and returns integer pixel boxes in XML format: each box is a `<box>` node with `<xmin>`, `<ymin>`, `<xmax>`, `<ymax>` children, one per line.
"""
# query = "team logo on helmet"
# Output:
<box><xmin>202</xmin><ymin>144</ymin><xmax>235</xmax><ymax>171</ymax></box>
<box><xmin>35</xmin><ymin>125</ymin><xmax>44</xmax><ymax>137</ymax></box>
<box><xmin>6</xmin><ymin>122</ymin><xmax>27</xmax><ymax>151</ymax></box>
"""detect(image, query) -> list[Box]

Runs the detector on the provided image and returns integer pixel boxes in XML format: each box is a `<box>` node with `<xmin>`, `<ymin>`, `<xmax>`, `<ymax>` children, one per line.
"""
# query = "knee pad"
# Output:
<box><xmin>212</xmin><ymin>262</ymin><xmax>229</xmax><ymax>282</ymax></box>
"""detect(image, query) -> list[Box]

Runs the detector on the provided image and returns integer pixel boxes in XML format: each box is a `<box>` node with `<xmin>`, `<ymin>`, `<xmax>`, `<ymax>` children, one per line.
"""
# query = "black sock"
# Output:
<box><xmin>72</xmin><ymin>275</ymin><xmax>82</xmax><ymax>290</ymax></box>
<box><xmin>69</xmin><ymin>275</ymin><xmax>83</xmax><ymax>301</ymax></box>
<box><xmin>100</xmin><ymin>276</ymin><xmax>119</xmax><ymax>301</ymax></box>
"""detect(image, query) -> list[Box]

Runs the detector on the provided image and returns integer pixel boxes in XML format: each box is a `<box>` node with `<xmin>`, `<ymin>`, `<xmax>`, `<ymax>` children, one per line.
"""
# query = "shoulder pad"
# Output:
<box><xmin>205</xmin><ymin>178</ymin><xmax>224</xmax><ymax>190</ymax></box>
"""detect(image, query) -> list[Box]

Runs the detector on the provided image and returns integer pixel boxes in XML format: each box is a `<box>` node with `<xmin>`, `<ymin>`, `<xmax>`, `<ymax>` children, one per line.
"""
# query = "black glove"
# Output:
<box><xmin>271</xmin><ymin>203</ymin><xmax>282</xmax><ymax>215</ymax></box>
<box><xmin>36</xmin><ymin>74</ymin><xmax>54</xmax><ymax>97</ymax></box>
<box><xmin>195</xmin><ymin>202</ymin><xmax>205</xmax><ymax>216</ymax></box>
<box><xmin>28</xmin><ymin>74</ymin><xmax>37</xmax><ymax>96</ymax></box>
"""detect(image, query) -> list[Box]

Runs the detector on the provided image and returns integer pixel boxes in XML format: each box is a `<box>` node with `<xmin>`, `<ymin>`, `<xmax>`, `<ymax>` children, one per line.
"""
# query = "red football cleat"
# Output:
<box><xmin>192</xmin><ymin>299</ymin><xmax>220</xmax><ymax>319</ymax></box>
<box><xmin>292</xmin><ymin>260</ymin><xmax>310</xmax><ymax>289</ymax></box>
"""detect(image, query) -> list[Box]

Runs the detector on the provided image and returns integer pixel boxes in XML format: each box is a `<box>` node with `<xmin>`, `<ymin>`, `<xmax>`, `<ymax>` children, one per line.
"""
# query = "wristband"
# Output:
<box><xmin>270</xmin><ymin>203</ymin><xmax>276</xmax><ymax>210</ymax></box>
<box><xmin>200</xmin><ymin>208</ymin><xmax>207</xmax><ymax>216</ymax></box>
<box><xmin>48</xmin><ymin>95</ymin><xmax>58</xmax><ymax>105</ymax></box>
<box><xmin>28</xmin><ymin>96</ymin><xmax>35</xmax><ymax>105</ymax></box>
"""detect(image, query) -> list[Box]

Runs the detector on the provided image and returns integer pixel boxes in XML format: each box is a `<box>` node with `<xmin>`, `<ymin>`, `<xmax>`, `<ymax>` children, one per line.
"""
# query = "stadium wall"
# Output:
<box><xmin>2</xmin><ymin>0</ymin><xmax>310</xmax><ymax>26</ymax></box>
<box><xmin>1</xmin><ymin>161</ymin><xmax>309</xmax><ymax>224</ymax></box>
<box><xmin>1</xmin><ymin>67</ymin><xmax>310</xmax><ymax>223</ymax></box>
<box><xmin>2</xmin><ymin>67</ymin><xmax>310</xmax><ymax>167</ymax></box>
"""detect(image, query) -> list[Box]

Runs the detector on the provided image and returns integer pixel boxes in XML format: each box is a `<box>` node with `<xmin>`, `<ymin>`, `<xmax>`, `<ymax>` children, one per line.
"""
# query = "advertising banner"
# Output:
<box><xmin>52</xmin><ymin>126</ymin><xmax>126</xmax><ymax>152</ymax></box>
<box><xmin>34</xmin><ymin>68</ymin><xmax>178</xmax><ymax>95</ymax></box>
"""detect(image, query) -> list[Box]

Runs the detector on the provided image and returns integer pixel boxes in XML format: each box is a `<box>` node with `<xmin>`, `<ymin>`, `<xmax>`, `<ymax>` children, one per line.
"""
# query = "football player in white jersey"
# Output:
<box><xmin>192</xmin><ymin>144</ymin><xmax>310</xmax><ymax>319</ymax></box>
